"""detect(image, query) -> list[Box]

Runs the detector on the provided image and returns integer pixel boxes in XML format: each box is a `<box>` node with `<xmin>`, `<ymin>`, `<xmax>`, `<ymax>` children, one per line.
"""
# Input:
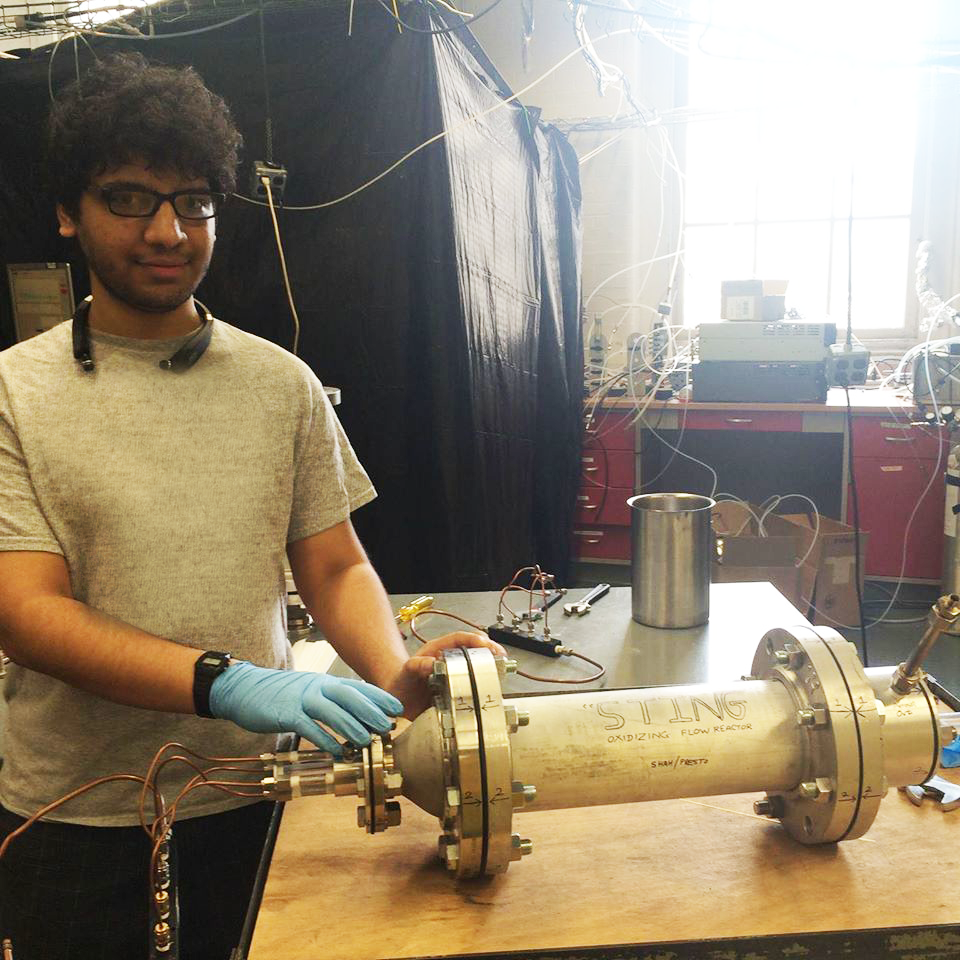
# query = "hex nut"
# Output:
<box><xmin>513</xmin><ymin>835</ymin><xmax>533</xmax><ymax>857</ymax></box>
<box><xmin>798</xmin><ymin>781</ymin><xmax>822</xmax><ymax>800</ymax></box>
<box><xmin>796</xmin><ymin>706</ymin><xmax>828</xmax><ymax>727</ymax></box>
<box><xmin>384</xmin><ymin>772</ymin><xmax>403</xmax><ymax>793</ymax></box>
<box><xmin>753</xmin><ymin>795</ymin><xmax>785</xmax><ymax>819</ymax></box>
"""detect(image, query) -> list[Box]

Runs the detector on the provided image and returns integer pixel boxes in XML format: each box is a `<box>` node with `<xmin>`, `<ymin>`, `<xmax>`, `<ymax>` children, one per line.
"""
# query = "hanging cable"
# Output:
<box><xmin>232</xmin><ymin>26</ymin><xmax>638</xmax><ymax>212</ymax></box>
<box><xmin>261</xmin><ymin>176</ymin><xmax>302</xmax><ymax>356</ymax></box>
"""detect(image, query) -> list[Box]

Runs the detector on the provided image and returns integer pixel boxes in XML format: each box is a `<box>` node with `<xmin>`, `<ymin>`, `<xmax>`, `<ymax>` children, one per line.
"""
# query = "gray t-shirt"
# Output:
<box><xmin>0</xmin><ymin>317</ymin><xmax>375</xmax><ymax>825</ymax></box>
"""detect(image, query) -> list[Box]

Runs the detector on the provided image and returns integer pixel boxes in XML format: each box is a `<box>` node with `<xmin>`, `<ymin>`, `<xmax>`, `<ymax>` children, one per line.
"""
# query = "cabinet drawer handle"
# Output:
<box><xmin>883</xmin><ymin>436</ymin><xmax>912</xmax><ymax>442</ymax></box>
<box><xmin>581</xmin><ymin>504</ymin><xmax>599</xmax><ymax>510</ymax></box>
<box><xmin>725</xmin><ymin>418</ymin><xmax>753</xmax><ymax>424</ymax></box>
<box><xmin>584</xmin><ymin>466</ymin><xmax>599</xmax><ymax>473</ymax></box>
<box><xmin>584</xmin><ymin>538</ymin><xmax>601</xmax><ymax>544</ymax></box>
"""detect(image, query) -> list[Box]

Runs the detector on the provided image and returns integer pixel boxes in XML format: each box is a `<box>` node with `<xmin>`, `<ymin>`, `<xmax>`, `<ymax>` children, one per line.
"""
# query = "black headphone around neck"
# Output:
<box><xmin>72</xmin><ymin>296</ymin><xmax>214</xmax><ymax>373</ymax></box>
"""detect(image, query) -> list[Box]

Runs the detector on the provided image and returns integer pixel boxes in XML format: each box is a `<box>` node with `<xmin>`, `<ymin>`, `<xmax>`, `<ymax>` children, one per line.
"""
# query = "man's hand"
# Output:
<box><xmin>209</xmin><ymin>662</ymin><xmax>403</xmax><ymax>756</ymax></box>
<box><xmin>388</xmin><ymin>631</ymin><xmax>508</xmax><ymax>720</ymax></box>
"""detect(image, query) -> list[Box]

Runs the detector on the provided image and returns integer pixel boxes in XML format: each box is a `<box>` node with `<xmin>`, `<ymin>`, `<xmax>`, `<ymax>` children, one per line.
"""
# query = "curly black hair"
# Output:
<box><xmin>46</xmin><ymin>52</ymin><xmax>243</xmax><ymax>215</ymax></box>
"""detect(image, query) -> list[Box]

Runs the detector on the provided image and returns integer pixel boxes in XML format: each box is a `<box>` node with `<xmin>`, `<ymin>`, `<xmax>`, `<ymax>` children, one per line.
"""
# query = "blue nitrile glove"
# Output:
<box><xmin>208</xmin><ymin>661</ymin><xmax>403</xmax><ymax>756</ymax></box>
<box><xmin>942</xmin><ymin>738</ymin><xmax>960</xmax><ymax>768</ymax></box>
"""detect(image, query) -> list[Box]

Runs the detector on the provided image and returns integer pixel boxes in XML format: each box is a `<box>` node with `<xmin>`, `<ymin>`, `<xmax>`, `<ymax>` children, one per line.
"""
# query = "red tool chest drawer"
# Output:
<box><xmin>581</xmin><ymin>449</ymin><xmax>634</xmax><ymax>490</ymax></box>
<box><xmin>574</xmin><ymin>487</ymin><xmax>632</xmax><ymax>526</ymax></box>
<box><xmin>584</xmin><ymin>413</ymin><xmax>634</xmax><ymax>451</ymax></box>
<box><xmin>683</xmin><ymin>410</ymin><xmax>804</xmax><ymax>432</ymax></box>
<box><xmin>572</xmin><ymin>526</ymin><xmax>631</xmax><ymax>561</ymax></box>
<box><xmin>852</xmin><ymin>416</ymin><xmax>944</xmax><ymax>460</ymax></box>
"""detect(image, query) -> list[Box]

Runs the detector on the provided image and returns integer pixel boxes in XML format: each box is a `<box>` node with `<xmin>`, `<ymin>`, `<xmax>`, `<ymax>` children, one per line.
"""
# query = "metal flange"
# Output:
<box><xmin>751</xmin><ymin>625</ymin><xmax>885</xmax><ymax>843</ymax></box>
<box><xmin>356</xmin><ymin>735</ymin><xmax>403</xmax><ymax>834</ymax></box>
<box><xmin>433</xmin><ymin>648</ymin><xmax>530</xmax><ymax>877</ymax></box>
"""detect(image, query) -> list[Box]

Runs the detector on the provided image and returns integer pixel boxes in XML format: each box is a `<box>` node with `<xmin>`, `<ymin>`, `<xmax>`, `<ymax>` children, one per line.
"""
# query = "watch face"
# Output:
<box><xmin>199</xmin><ymin>652</ymin><xmax>231</xmax><ymax>672</ymax></box>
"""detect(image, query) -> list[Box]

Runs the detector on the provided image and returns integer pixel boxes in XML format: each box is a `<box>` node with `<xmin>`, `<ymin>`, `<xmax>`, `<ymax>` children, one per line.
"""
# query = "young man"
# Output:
<box><xmin>0</xmin><ymin>53</ymin><xmax>502</xmax><ymax>959</ymax></box>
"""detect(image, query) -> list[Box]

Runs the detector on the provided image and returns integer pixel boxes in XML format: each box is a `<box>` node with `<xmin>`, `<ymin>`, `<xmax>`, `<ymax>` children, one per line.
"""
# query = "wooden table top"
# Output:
<box><xmin>247</xmin><ymin>583</ymin><xmax>959</xmax><ymax>960</ymax></box>
<box><xmin>248</xmin><ymin>778</ymin><xmax>959</xmax><ymax>959</ymax></box>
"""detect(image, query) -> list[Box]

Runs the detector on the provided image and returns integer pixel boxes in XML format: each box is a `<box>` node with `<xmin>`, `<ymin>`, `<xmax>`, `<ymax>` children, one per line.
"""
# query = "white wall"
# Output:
<box><xmin>462</xmin><ymin>1</ymin><xmax>683</xmax><ymax>365</ymax></box>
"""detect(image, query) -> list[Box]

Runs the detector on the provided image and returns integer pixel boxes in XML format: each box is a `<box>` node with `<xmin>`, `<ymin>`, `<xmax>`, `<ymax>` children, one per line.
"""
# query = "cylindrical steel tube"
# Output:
<box><xmin>865</xmin><ymin>667</ymin><xmax>940</xmax><ymax>787</ymax></box>
<box><xmin>505</xmin><ymin>679</ymin><xmax>805</xmax><ymax>811</ymax></box>
<box><xmin>628</xmin><ymin>493</ymin><xmax>714</xmax><ymax>628</ymax></box>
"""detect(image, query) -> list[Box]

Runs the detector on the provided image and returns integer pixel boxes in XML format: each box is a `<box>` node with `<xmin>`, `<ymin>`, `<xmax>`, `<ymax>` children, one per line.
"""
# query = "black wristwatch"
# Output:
<box><xmin>193</xmin><ymin>650</ymin><xmax>233</xmax><ymax>718</ymax></box>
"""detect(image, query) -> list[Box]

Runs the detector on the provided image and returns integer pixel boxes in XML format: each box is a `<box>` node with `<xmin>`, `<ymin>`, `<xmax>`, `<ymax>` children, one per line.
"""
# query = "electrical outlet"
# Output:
<box><xmin>251</xmin><ymin>160</ymin><xmax>288</xmax><ymax>204</ymax></box>
<box><xmin>826</xmin><ymin>342</ymin><xmax>870</xmax><ymax>387</ymax></box>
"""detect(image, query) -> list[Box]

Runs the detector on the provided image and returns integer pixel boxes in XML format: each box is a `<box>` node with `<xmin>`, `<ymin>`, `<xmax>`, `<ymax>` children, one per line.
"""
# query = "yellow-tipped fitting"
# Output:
<box><xmin>395</xmin><ymin>595</ymin><xmax>435</xmax><ymax>624</ymax></box>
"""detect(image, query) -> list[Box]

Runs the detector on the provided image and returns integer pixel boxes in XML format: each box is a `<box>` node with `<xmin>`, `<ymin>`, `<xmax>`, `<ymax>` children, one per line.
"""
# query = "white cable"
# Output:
<box><xmin>757</xmin><ymin>494</ymin><xmax>821</xmax><ymax>569</ymax></box>
<box><xmin>584</xmin><ymin>251</ymin><xmax>687</xmax><ymax>313</ymax></box>
<box><xmin>233</xmin><ymin>27</ymin><xmax>637</xmax><ymax>212</ymax></box>
<box><xmin>76</xmin><ymin>9</ymin><xmax>258</xmax><ymax>38</ymax></box>
<box><xmin>632</xmin><ymin>406</ymin><xmax>719</xmax><ymax>498</ymax></box>
<box><xmin>261</xmin><ymin>177</ymin><xmax>301</xmax><ymax>356</ymax></box>
<box><xmin>578</xmin><ymin>126</ymin><xmax>633</xmax><ymax>165</ymax></box>
<box><xmin>713</xmin><ymin>494</ymin><xmax>764</xmax><ymax>536</ymax></box>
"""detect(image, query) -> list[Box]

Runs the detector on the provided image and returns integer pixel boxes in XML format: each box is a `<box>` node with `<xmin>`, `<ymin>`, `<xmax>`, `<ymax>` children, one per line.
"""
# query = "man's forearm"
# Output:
<box><xmin>303</xmin><ymin>560</ymin><xmax>409</xmax><ymax>689</ymax></box>
<box><xmin>2</xmin><ymin>595</ymin><xmax>201</xmax><ymax>713</ymax></box>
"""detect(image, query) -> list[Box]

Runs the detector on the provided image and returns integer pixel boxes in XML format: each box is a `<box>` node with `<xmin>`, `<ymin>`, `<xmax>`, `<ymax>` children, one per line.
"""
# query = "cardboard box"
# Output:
<box><xmin>711</xmin><ymin>501</ymin><xmax>870</xmax><ymax>627</ymax></box>
<box><xmin>783</xmin><ymin>513</ymin><xmax>870</xmax><ymax>629</ymax></box>
<box><xmin>711</xmin><ymin>501</ymin><xmax>804</xmax><ymax>610</ymax></box>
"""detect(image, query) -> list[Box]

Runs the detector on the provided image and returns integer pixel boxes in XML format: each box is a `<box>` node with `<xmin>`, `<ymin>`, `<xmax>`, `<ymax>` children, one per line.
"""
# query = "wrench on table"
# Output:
<box><xmin>902</xmin><ymin>775</ymin><xmax>960</xmax><ymax>811</ymax></box>
<box><xmin>563</xmin><ymin>583</ymin><xmax>611</xmax><ymax>617</ymax></box>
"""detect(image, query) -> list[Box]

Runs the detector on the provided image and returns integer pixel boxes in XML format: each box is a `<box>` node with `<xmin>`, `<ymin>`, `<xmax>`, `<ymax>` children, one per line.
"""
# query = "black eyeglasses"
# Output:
<box><xmin>96</xmin><ymin>187</ymin><xmax>226</xmax><ymax>220</ymax></box>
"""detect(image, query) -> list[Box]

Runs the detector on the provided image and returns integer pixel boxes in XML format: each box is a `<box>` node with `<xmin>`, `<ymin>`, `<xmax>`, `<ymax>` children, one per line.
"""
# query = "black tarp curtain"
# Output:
<box><xmin>0</xmin><ymin>2</ymin><xmax>583</xmax><ymax>593</ymax></box>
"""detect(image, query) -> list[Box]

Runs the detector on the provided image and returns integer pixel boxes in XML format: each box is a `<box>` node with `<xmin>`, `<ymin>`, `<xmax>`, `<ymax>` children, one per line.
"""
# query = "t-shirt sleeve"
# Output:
<box><xmin>286</xmin><ymin>381</ymin><xmax>376</xmax><ymax>543</ymax></box>
<box><xmin>0</xmin><ymin>384</ymin><xmax>64</xmax><ymax>555</ymax></box>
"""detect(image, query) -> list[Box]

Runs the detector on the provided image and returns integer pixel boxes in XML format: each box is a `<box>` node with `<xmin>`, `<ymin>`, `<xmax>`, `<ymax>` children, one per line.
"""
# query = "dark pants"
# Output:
<box><xmin>0</xmin><ymin>800</ymin><xmax>275</xmax><ymax>960</ymax></box>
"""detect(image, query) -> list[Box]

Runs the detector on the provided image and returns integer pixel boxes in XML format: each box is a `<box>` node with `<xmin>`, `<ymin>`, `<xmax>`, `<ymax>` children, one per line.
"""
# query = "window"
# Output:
<box><xmin>679</xmin><ymin>0</ymin><xmax>936</xmax><ymax>338</ymax></box>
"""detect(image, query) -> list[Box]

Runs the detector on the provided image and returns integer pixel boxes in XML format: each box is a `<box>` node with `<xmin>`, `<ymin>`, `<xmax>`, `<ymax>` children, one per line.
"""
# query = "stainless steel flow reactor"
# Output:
<box><xmin>261</xmin><ymin>602</ymin><xmax>959</xmax><ymax>879</ymax></box>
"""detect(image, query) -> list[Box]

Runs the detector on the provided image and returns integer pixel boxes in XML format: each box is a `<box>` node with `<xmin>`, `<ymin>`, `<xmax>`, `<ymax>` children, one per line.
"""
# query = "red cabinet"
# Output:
<box><xmin>575</xmin><ymin>413</ymin><xmax>634</xmax><ymax>562</ymax></box>
<box><xmin>852</xmin><ymin>416</ymin><xmax>943</xmax><ymax>460</ymax></box>
<box><xmin>576</xmin><ymin>403</ymin><xmax>949</xmax><ymax>582</ymax></box>
<box><xmin>849</xmin><ymin>417</ymin><xmax>946</xmax><ymax>581</ymax></box>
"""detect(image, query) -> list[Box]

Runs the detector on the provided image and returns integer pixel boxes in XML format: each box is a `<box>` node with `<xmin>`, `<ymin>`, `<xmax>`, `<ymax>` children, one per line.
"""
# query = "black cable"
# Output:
<box><xmin>372</xmin><ymin>0</ymin><xmax>507</xmax><ymax>34</ymax></box>
<box><xmin>844</xmin><ymin>387</ymin><xmax>869</xmax><ymax>665</ymax></box>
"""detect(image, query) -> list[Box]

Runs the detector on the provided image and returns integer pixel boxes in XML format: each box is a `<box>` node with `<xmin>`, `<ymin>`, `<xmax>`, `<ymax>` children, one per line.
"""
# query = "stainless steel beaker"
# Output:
<box><xmin>628</xmin><ymin>492</ymin><xmax>715</xmax><ymax>628</ymax></box>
